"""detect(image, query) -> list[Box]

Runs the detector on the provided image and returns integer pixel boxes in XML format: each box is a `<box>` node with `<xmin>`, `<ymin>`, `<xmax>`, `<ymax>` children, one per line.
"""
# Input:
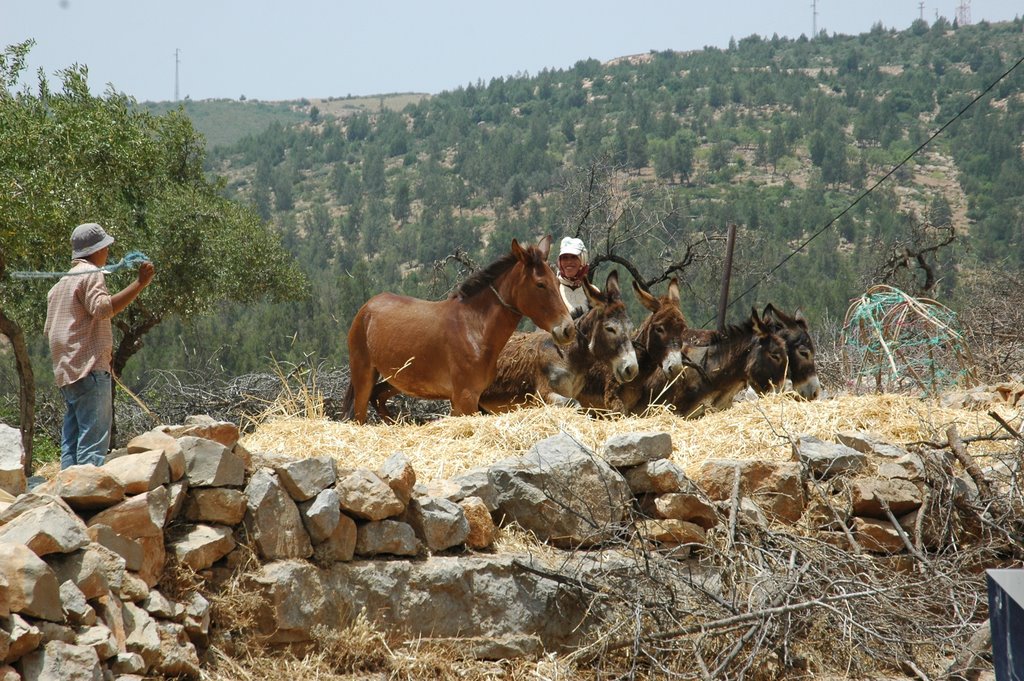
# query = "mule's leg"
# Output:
<box><xmin>450</xmin><ymin>388</ymin><xmax>483</xmax><ymax>417</ymax></box>
<box><xmin>370</xmin><ymin>381</ymin><xmax>400</xmax><ymax>422</ymax></box>
<box><xmin>347</xmin><ymin>319</ymin><xmax>376</xmax><ymax>424</ymax></box>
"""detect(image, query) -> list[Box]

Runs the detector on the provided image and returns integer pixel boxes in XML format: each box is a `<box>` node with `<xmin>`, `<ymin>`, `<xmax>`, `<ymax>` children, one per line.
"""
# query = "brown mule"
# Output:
<box><xmin>342</xmin><ymin>236</ymin><xmax>575</xmax><ymax>424</ymax></box>
<box><xmin>478</xmin><ymin>270</ymin><xmax>638</xmax><ymax>413</ymax></box>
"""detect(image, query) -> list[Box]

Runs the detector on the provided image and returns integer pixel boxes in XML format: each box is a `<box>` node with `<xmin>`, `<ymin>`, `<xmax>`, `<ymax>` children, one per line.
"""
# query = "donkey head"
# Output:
<box><xmin>745</xmin><ymin>308</ymin><xmax>789</xmax><ymax>395</ymax></box>
<box><xmin>762</xmin><ymin>303</ymin><xmax>821</xmax><ymax>400</ymax></box>
<box><xmin>581</xmin><ymin>271</ymin><xmax>639</xmax><ymax>383</ymax></box>
<box><xmin>633</xmin><ymin>278</ymin><xmax>687</xmax><ymax>377</ymax></box>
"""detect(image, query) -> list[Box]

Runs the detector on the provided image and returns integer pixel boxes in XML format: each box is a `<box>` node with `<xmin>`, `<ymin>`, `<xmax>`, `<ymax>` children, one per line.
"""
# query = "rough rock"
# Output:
<box><xmin>182</xmin><ymin>488</ymin><xmax>247</xmax><ymax>526</ymax></box>
<box><xmin>602</xmin><ymin>431</ymin><xmax>672</xmax><ymax>467</ymax></box>
<box><xmin>298</xmin><ymin>488</ymin><xmax>341</xmax><ymax>544</ymax></box>
<box><xmin>312</xmin><ymin>513</ymin><xmax>357</xmax><ymax>565</ymax></box>
<box><xmin>622</xmin><ymin>458</ymin><xmax>688</xmax><ymax>494</ymax></box>
<box><xmin>244</xmin><ymin>469</ymin><xmax>312</xmax><ymax>560</ymax></box>
<box><xmin>459</xmin><ymin>496</ymin><xmax>496</xmax><ymax>549</ymax></box>
<box><xmin>792</xmin><ymin>436</ymin><xmax>867</xmax><ymax>478</ymax></box>
<box><xmin>850</xmin><ymin>477</ymin><xmax>922</xmax><ymax>518</ymax></box>
<box><xmin>86</xmin><ymin>486</ymin><xmax>169</xmax><ymax>539</ymax></box>
<box><xmin>0</xmin><ymin>425</ymin><xmax>26</xmax><ymax>497</ymax></box>
<box><xmin>167</xmin><ymin>524</ymin><xmax>236</xmax><ymax>571</ymax></box>
<box><xmin>33</xmin><ymin>465</ymin><xmax>124</xmax><ymax>510</ymax></box>
<box><xmin>692</xmin><ymin>459</ymin><xmax>806</xmax><ymax>523</ymax></box>
<box><xmin>275</xmin><ymin>456</ymin><xmax>336</xmax><ymax>502</ymax></box>
<box><xmin>355</xmin><ymin>520</ymin><xmax>420</xmax><ymax>557</ymax></box>
<box><xmin>0</xmin><ymin>543</ymin><xmax>64</xmax><ymax>621</ymax></box>
<box><xmin>177</xmin><ymin>436</ymin><xmax>245</xmax><ymax>487</ymax></box>
<box><xmin>101</xmin><ymin>451</ymin><xmax>170</xmax><ymax>495</ymax></box>
<box><xmin>403</xmin><ymin>496</ymin><xmax>470</xmax><ymax>552</ymax></box>
<box><xmin>20</xmin><ymin>640</ymin><xmax>102</xmax><ymax>681</ymax></box>
<box><xmin>490</xmin><ymin>433</ymin><xmax>631</xmax><ymax>547</ymax></box>
<box><xmin>336</xmin><ymin>468</ymin><xmax>406</xmax><ymax>521</ymax></box>
<box><xmin>377</xmin><ymin>452</ymin><xmax>417</xmax><ymax>505</ymax></box>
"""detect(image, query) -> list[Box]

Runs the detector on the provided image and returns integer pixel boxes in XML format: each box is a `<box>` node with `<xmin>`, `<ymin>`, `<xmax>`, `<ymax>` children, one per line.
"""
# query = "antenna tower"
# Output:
<box><xmin>956</xmin><ymin>0</ymin><xmax>971</xmax><ymax>25</ymax></box>
<box><xmin>174</xmin><ymin>48</ymin><xmax>180</xmax><ymax>102</ymax></box>
<box><xmin>918</xmin><ymin>2</ymin><xmax>925</xmax><ymax>21</ymax></box>
<box><xmin>811</xmin><ymin>0</ymin><xmax>818</xmax><ymax>37</ymax></box>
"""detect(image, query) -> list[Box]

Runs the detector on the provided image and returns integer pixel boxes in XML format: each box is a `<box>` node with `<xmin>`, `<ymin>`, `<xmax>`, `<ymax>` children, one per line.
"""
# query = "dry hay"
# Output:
<box><xmin>221</xmin><ymin>390</ymin><xmax>1023</xmax><ymax>679</ymax></box>
<box><xmin>242</xmin><ymin>391</ymin><xmax>1021</xmax><ymax>481</ymax></box>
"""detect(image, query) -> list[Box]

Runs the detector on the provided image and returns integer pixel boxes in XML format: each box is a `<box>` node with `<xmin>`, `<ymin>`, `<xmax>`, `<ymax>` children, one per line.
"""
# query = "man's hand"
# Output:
<box><xmin>137</xmin><ymin>261</ymin><xmax>155</xmax><ymax>288</ymax></box>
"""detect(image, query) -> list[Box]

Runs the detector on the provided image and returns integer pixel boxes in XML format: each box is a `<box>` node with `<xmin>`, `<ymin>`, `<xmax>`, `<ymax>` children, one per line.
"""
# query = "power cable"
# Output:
<box><xmin>706</xmin><ymin>51</ymin><xmax>1024</xmax><ymax>326</ymax></box>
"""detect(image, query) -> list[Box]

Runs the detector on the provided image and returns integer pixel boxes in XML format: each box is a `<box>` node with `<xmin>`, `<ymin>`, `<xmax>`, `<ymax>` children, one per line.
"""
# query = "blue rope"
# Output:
<box><xmin>8</xmin><ymin>251</ymin><xmax>151</xmax><ymax>280</ymax></box>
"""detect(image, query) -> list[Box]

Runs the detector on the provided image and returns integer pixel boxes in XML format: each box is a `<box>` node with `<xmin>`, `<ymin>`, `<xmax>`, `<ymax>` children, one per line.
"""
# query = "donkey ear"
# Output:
<box><xmin>633</xmin><ymin>279</ymin><xmax>660</xmax><ymax>312</ymax></box>
<box><xmin>762</xmin><ymin>303</ymin><xmax>778</xmax><ymax>321</ymax></box>
<box><xmin>794</xmin><ymin>307</ymin><xmax>809</xmax><ymax>328</ymax></box>
<box><xmin>605</xmin><ymin>270</ymin><xmax>621</xmax><ymax>301</ymax></box>
<box><xmin>751</xmin><ymin>307</ymin><xmax>770</xmax><ymax>336</ymax></box>
<box><xmin>537</xmin><ymin>234</ymin><xmax>553</xmax><ymax>260</ymax></box>
<box><xmin>583</xmin><ymin>278</ymin><xmax>604</xmax><ymax>307</ymax></box>
<box><xmin>666</xmin><ymin>277</ymin><xmax>681</xmax><ymax>307</ymax></box>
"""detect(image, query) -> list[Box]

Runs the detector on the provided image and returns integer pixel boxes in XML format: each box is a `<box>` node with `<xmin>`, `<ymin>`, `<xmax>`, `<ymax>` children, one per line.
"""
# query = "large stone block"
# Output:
<box><xmin>692</xmin><ymin>459</ymin><xmax>806</xmax><ymax>523</ymax></box>
<box><xmin>244</xmin><ymin>469</ymin><xmax>312</xmax><ymax>560</ymax></box>
<box><xmin>177</xmin><ymin>437</ymin><xmax>244</xmax><ymax>487</ymax></box>
<box><xmin>490</xmin><ymin>433</ymin><xmax>632</xmax><ymax>547</ymax></box>
<box><xmin>0</xmin><ymin>426</ymin><xmax>26</xmax><ymax>497</ymax></box>
<box><xmin>0</xmin><ymin>543</ymin><xmax>63</xmax><ymax>622</ymax></box>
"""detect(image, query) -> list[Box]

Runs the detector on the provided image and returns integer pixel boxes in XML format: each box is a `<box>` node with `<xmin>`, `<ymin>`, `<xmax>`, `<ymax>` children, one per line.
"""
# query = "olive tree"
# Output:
<box><xmin>0</xmin><ymin>41</ymin><xmax>306</xmax><ymax>469</ymax></box>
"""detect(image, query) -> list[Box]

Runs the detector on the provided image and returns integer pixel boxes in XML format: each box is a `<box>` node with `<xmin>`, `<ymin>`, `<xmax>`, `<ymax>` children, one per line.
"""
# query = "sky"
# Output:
<box><xmin>2</xmin><ymin>1</ymin><xmax>1021</xmax><ymax>103</ymax></box>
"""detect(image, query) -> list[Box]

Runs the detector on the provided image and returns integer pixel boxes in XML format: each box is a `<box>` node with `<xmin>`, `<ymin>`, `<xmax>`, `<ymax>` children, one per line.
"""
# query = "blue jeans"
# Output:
<box><xmin>59</xmin><ymin>370</ymin><xmax>112</xmax><ymax>468</ymax></box>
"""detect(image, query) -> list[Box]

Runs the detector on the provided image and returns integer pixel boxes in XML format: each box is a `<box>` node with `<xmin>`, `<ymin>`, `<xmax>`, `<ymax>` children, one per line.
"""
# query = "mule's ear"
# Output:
<box><xmin>751</xmin><ymin>307</ymin><xmax>770</xmax><ymax>336</ymax></box>
<box><xmin>633</xmin><ymin>279</ymin><xmax>660</xmax><ymax>312</ymax></box>
<box><xmin>794</xmin><ymin>307</ymin><xmax>809</xmax><ymax>328</ymax></box>
<box><xmin>537</xmin><ymin>234</ymin><xmax>553</xmax><ymax>260</ymax></box>
<box><xmin>605</xmin><ymin>270</ymin><xmax>621</xmax><ymax>301</ymax></box>
<box><xmin>762</xmin><ymin>303</ymin><xmax>779</xmax><ymax>322</ymax></box>
<box><xmin>510</xmin><ymin>238</ymin><xmax>526</xmax><ymax>262</ymax></box>
<box><xmin>666</xmin><ymin>277</ymin><xmax>681</xmax><ymax>307</ymax></box>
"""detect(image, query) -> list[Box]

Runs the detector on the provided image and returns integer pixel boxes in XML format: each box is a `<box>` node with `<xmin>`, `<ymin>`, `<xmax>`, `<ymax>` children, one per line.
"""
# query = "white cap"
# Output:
<box><xmin>559</xmin><ymin>237</ymin><xmax>587</xmax><ymax>264</ymax></box>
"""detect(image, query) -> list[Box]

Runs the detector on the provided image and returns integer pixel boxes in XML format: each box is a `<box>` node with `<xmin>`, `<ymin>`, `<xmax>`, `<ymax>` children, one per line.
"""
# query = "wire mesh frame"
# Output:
<box><xmin>841</xmin><ymin>284</ymin><xmax>977</xmax><ymax>396</ymax></box>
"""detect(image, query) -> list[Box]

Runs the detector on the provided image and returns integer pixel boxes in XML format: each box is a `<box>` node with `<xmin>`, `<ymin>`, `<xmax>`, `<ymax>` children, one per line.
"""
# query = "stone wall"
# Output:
<box><xmin>0</xmin><ymin>415</ymin><xmax>984</xmax><ymax>679</ymax></box>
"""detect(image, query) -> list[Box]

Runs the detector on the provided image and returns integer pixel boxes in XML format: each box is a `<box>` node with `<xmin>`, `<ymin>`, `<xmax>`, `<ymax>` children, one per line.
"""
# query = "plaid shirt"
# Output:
<box><xmin>44</xmin><ymin>260</ymin><xmax>114</xmax><ymax>387</ymax></box>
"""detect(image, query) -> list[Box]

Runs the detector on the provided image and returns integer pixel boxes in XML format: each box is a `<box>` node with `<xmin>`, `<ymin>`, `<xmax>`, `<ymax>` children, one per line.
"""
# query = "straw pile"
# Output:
<box><xmin>242</xmin><ymin>391</ymin><xmax>1020</xmax><ymax>480</ymax></box>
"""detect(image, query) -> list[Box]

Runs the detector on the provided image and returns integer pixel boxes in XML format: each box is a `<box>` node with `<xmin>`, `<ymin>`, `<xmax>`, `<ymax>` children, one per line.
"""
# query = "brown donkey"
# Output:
<box><xmin>576</xmin><ymin>278</ymin><xmax>687</xmax><ymax>415</ymax></box>
<box><xmin>761</xmin><ymin>304</ymin><xmax>821</xmax><ymax>400</ymax></box>
<box><xmin>650</xmin><ymin>308</ymin><xmax>789</xmax><ymax>418</ymax></box>
<box><xmin>342</xmin><ymin>236</ymin><xmax>575</xmax><ymax>423</ymax></box>
<box><xmin>478</xmin><ymin>270</ymin><xmax>639</xmax><ymax>413</ymax></box>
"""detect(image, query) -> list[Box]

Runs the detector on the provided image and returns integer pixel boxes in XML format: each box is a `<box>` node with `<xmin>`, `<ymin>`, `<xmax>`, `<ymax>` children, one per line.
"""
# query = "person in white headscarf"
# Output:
<box><xmin>556</xmin><ymin>237</ymin><xmax>590</xmax><ymax>319</ymax></box>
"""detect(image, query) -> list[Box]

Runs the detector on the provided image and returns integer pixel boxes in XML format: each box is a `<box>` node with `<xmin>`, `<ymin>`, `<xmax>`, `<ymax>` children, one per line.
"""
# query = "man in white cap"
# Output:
<box><xmin>557</xmin><ymin>236</ymin><xmax>590</xmax><ymax>319</ymax></box>
<box><xmin>44</xmin><ymin>223</ymin><xmax>155</xmax><ymax>468</ymax></box>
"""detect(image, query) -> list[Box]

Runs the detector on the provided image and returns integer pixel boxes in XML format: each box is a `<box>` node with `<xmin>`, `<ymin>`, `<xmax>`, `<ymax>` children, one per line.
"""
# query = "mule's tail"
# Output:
<box><xmin>340</xmin><ymin>381</ymin><xmax>356</xmax><ymax>421</ymax></box>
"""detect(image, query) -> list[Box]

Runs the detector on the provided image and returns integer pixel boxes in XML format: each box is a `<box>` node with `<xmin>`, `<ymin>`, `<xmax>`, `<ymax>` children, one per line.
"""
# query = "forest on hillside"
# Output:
<box><xmin>127</xmin><ymin>15</ymin><xmax>1024</xmax><ymax>382</ymax></box>
<box><xmin>6</xmin><ymin>16</ymin><xmax>1024</xmax><ymax>396</ymax></box>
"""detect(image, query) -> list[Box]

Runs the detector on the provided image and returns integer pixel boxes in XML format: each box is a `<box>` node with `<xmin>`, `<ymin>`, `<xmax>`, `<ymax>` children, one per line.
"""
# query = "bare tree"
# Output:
<box><xmin>558</xmin><ymin>157</ymin><xmax>719</xmax><ymax>292</ymax></box>
<box><xmin>873</xmin><ymin>220</ymin><xmax>957</xmax><ymax>295</ymax></box>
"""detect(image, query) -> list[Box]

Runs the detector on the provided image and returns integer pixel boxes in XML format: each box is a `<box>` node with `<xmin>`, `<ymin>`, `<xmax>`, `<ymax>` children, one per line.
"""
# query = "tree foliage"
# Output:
<box><xmin>0</xmin><ymin>41</ymin><xmax>306</xmax><ymax>459</ymax></box>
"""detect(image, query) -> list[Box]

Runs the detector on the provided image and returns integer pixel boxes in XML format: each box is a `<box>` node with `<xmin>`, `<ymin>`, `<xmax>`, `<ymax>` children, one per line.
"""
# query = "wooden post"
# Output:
<box><xmin>717</xmin><ymin>224</ymin><xmax>738</xmax><ymax>334</ymax></box>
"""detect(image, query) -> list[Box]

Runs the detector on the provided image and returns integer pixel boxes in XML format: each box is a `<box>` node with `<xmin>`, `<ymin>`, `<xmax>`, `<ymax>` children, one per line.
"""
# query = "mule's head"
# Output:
<box><xmin>581</xmin><ymin>270</ymin><xmax>638</xmax><ymax>383</ymax></box>
<box><xmin>509</xmin><ymin>235</ymin><xmax>575</xmax><ymax>345</ymax></box>
<box><xmin>633</xmin><ymin>278</ymin><xmax>687</xmax><ymax>377</ymax></box>
<box><xmin>762</xmin><ymin>303</ymin><xmax>821</xmax><ymax>400</ymax></box>
<box><xmin>745</xmin><ymin>308</ymin><xmax>789</xmax><ymax>395</ymax></box>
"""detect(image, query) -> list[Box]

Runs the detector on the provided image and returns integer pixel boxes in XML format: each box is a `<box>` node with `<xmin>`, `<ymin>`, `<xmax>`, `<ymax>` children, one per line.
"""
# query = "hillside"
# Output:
<box><xmin>139</xmin><ymin>92</ymin><xmax>429</xmax><ymax>149</ymax></box>
<box><xmin>127</xmin><ymin>17</ymin><xmax>1024</xmax><ymax>384</ymax></box>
